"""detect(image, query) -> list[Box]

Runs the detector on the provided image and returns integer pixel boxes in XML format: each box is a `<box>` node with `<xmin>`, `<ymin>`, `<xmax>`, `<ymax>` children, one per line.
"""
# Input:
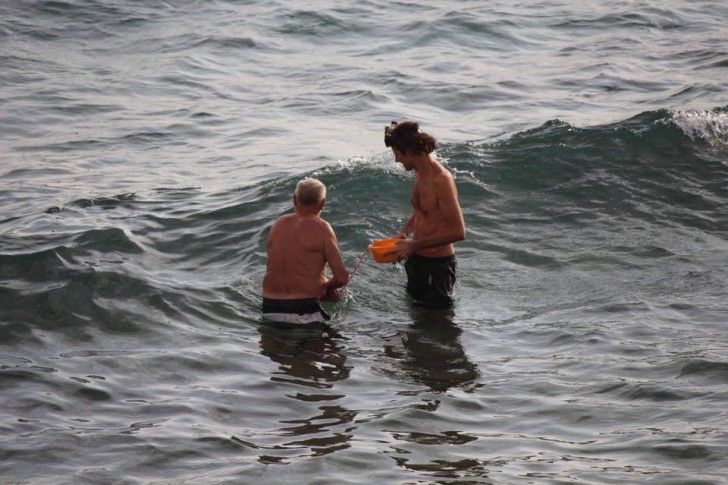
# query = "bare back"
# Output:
<box><xmin>262</xmin><ymin>213</ymin><xmax>346</xmax><ymax>299</ymax></box>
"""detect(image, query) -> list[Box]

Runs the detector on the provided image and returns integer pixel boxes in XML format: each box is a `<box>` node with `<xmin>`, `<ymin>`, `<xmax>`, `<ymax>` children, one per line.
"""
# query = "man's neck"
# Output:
<box><xmin>295</xmin><ymin>208</ymin><xmax>320</xmax><ymax>217</ymax></box>
<box><xmin>412</xmin><ymin>153</ymin><xmax>439</xmax><ymax>175</ymax></box>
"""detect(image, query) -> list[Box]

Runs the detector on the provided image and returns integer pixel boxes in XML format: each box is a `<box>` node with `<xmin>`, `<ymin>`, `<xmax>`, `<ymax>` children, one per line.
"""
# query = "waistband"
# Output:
<box><xmin>262</xmin><ymin>297</ymin><xmax>322</xmax><ymax>314</ymax></box>
<box><xmin>409</xmin><ymin>253</ymin><xmax>456</xmax><ymax>263</ymax></box>
<box><xmin>261</xmin><ymin>297</ymin><xmax>331</xmax><ymax>324</ymax></box>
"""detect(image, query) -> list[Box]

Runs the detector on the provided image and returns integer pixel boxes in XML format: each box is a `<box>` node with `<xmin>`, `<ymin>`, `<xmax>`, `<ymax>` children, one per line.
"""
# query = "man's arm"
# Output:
<box><xmin>323</xmin><ymin>224</ymin><xmax>348</xmax><ymax>288</ymax></box>
<box><xmin>319</xmin><ymin>226</ymin><xmax>348</xmax><ymax>302</ymax></box>
<box><xmin>395</xmin><ymin>214</ymin><xmax>415</xmax><ymax>239</ymax></box>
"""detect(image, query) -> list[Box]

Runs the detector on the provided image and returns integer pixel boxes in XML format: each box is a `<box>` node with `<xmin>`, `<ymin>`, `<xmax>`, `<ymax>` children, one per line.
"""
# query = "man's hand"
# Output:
<box><xmin>321</xmin><ymin>285</ymin><xmax>340</xmax><ymax>302</ymax></box>
<box><xmin>384</xmin><ymin>238</ymin><xmax>414</xmax><ymax>262</ymax></box>
<box><xmin>319</xmin><ymin>279</ymin><xmax>342</xmax><ymax>302</ymax></box>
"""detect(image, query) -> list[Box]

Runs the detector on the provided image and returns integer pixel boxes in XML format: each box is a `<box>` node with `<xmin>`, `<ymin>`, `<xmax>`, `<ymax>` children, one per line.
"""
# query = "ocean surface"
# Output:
<box><xmin>1</xmin><ymin>1</ymin><xmax>727</xmax><ymax>483</ymax></box>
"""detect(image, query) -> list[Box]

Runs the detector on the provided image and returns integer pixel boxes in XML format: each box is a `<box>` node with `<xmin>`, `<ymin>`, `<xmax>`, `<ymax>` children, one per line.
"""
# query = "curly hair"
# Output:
<box><xmin>388</xmin><ymin>121</ymin><xmax>436</xmax><ymax>155</ymax></box>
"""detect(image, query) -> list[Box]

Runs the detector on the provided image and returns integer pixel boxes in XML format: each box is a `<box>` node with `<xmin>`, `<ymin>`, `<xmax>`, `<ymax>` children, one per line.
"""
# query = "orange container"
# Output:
<box><xmin>369</xmin><ymin>238</ymin><xmax>399</xmax><ymax>263</ymax></box>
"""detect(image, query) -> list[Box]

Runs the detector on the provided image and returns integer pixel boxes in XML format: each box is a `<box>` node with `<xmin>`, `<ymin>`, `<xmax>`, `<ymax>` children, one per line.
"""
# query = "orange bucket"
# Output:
<box><xmin>369</xmin><ymin>238</ymin><xmax>399</xmax><ymax>263</ymax></box>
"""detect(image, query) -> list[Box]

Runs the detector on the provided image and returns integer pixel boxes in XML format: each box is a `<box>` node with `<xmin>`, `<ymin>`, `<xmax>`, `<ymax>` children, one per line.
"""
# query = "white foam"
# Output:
<box><xmin>670</xmin><ymin>109</ymin><xmax>728</xmax><ymax>149</ymax></box>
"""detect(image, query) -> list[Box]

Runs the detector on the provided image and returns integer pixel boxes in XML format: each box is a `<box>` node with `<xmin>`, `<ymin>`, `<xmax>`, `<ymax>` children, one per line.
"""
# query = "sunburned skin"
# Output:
<box><xmin>388</xmin><ymin>149</ymin><xmax>466</xmax><ymax>261</ymax></box>
<box><xmin>409</xmin><ymin>161</ymin><xmax>464</xmax><ymax>257</ymax></box>
<box><xmin>263</xmin><ymin>195</ymin><xmax>347</xmax><ymax>300</ymax></box>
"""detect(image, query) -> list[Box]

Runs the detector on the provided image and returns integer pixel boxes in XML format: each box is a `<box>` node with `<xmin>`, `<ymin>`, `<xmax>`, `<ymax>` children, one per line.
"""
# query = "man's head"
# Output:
<box><xmin>384</xmin><ymin>120</ymin><xmax>436</xmax><ymax>156</ymax></box>
<box><xmin>294</xmin><ymin>177</ymin><xmax>326</xmax><ymax>210</ymax></box>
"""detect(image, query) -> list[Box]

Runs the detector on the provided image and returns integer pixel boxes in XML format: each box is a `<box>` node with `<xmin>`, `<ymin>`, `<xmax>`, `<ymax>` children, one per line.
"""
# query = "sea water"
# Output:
<box><xmin>1</xmin><ymin>1</ymin><xmax>727</xmax><ymax>483</ymax></box>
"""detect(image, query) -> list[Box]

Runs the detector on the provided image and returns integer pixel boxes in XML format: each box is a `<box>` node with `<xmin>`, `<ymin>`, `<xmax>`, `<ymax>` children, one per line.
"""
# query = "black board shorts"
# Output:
<box><xmin>261</xmin><ymin>297</ymin><xmax>331</xmax><ymax>325</ymax></box>
<box><xmin>404</xmin><ymin>253</ymin><xmax>457</xmax><ymax>308</ymax></box>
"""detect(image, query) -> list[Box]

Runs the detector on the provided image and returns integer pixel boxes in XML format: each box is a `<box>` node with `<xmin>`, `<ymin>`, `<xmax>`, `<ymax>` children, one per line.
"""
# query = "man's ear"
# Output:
<box><xmin>293</xmin><ymin>195</ymin><xmax>298</xmax><ymax>207</ymax></box>
<box><xmin>317</xmin><ymin>198</ymin><xmax>326</xmax><ymax>212</ymax></box>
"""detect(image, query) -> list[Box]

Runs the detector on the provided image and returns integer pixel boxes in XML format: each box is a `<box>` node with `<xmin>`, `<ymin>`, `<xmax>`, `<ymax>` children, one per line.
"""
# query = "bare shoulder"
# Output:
<box><xmin>300</xmin><ymin>215</ymin><xmax>336</xmax><ymax>238</ymax></box>
<box><xmin>274</xmin><ymin>213</ymin><xmax>296</xmax><ymax>224</ymax></box>
<box><xmin>434</xmin><ymin>164</ymin><xmax>456</xmax><ymax>189</ymax></box>
<box><xmin>270</xmin><ymin>213</ymin><xmax>293</xmax><ymax>231</ymax></box>
<box><xmin>315</xmin><ymin>216</ymin><xmax>336</xmax><ymax>235</ymax></box>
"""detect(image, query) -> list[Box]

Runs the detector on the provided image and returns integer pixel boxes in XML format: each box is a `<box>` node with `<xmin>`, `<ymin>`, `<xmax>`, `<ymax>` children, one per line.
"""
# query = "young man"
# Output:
<box><xmin>384</xmin><ymin>121</ymin><xmax>466</xmax><ymax>308</ymax></box>
<box><xmin>262</xmin><ymin>177</ymin><xmax>348</xmax><ymax>325</ymax></box>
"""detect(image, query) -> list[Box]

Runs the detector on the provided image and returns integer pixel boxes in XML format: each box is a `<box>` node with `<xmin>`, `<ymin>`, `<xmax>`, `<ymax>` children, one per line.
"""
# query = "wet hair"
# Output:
<box><xmin>295</xmin><ymin>177</ymin><xmax>326</xmax><ymax>205</ymax></box>
<box><xmin>386</xmin><ymin>120</ymin><xmax>436</xmax><ymax>155</ymax></box>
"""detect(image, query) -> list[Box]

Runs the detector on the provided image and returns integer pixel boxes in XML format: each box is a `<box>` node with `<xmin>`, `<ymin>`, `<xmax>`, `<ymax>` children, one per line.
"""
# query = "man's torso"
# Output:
<box><xmin>411</xmin><ymin>168</ymin><xmax>456</xmax><ymax>258</ymax></box>
<box><xmin>262</xmin><ymin>214</ymin><xmax>329</xmax><ymax>299</ymax></box>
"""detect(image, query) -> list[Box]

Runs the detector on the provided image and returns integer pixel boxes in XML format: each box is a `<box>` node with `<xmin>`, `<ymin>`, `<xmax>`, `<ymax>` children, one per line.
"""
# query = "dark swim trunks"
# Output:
<box><xmin>262</xmin><ymin>297</ymin><xmax>331</xmax><ymax>325</ymax></box>
<box><xmin>404</xmin><ymin>253</ymin><xmax>457</xmax><ymax>308</ymax></box>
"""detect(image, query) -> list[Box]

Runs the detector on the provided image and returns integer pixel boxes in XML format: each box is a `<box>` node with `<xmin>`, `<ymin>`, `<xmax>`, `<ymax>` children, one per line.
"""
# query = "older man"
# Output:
<box><xmin>262</xmin><ymin>177</ymin><xmax>348</xmax><ymax>325</ymax></box>
<box><xmin>384</xmin><ymin>120</ymin><xmax>466</xmax><ymax>308</ymax></box>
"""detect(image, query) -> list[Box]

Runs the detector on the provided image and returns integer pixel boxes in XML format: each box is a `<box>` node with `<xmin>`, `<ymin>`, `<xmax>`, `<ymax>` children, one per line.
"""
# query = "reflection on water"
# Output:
<box><xmin>381</xmin><ymin>306</ymin><xmax>484</xmax><ymax>480</ymax></box>
<box><xmin>386</xmin><ymin>306</ymin><xmax>480</xmax><ymax>392</ymax></box>
<box><xmin>258</xmin><ymin>323</ymin><xmax>351</xmax><ymax>388</ymax></box>
<box><xmin>250</xmin><ymin>323</ymin><xmax>356</xmax><ymax>462</ymax></box>
<box><xmin>393</xmin><ymin>455</ymin><xmax>492</xmax><ymax>482</ymax></box>
<box><xmin>248</xmin><ymin>307</ymin><xmax>479</xmax><ymax>465</ymax></box>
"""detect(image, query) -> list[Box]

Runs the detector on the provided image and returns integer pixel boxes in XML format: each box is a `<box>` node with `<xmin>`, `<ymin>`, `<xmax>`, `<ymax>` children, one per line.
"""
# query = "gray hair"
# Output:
<box><xmin>295</xmin><ymin>177</ymin><xmax>326</xmax><ymax>205</ymax></box>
